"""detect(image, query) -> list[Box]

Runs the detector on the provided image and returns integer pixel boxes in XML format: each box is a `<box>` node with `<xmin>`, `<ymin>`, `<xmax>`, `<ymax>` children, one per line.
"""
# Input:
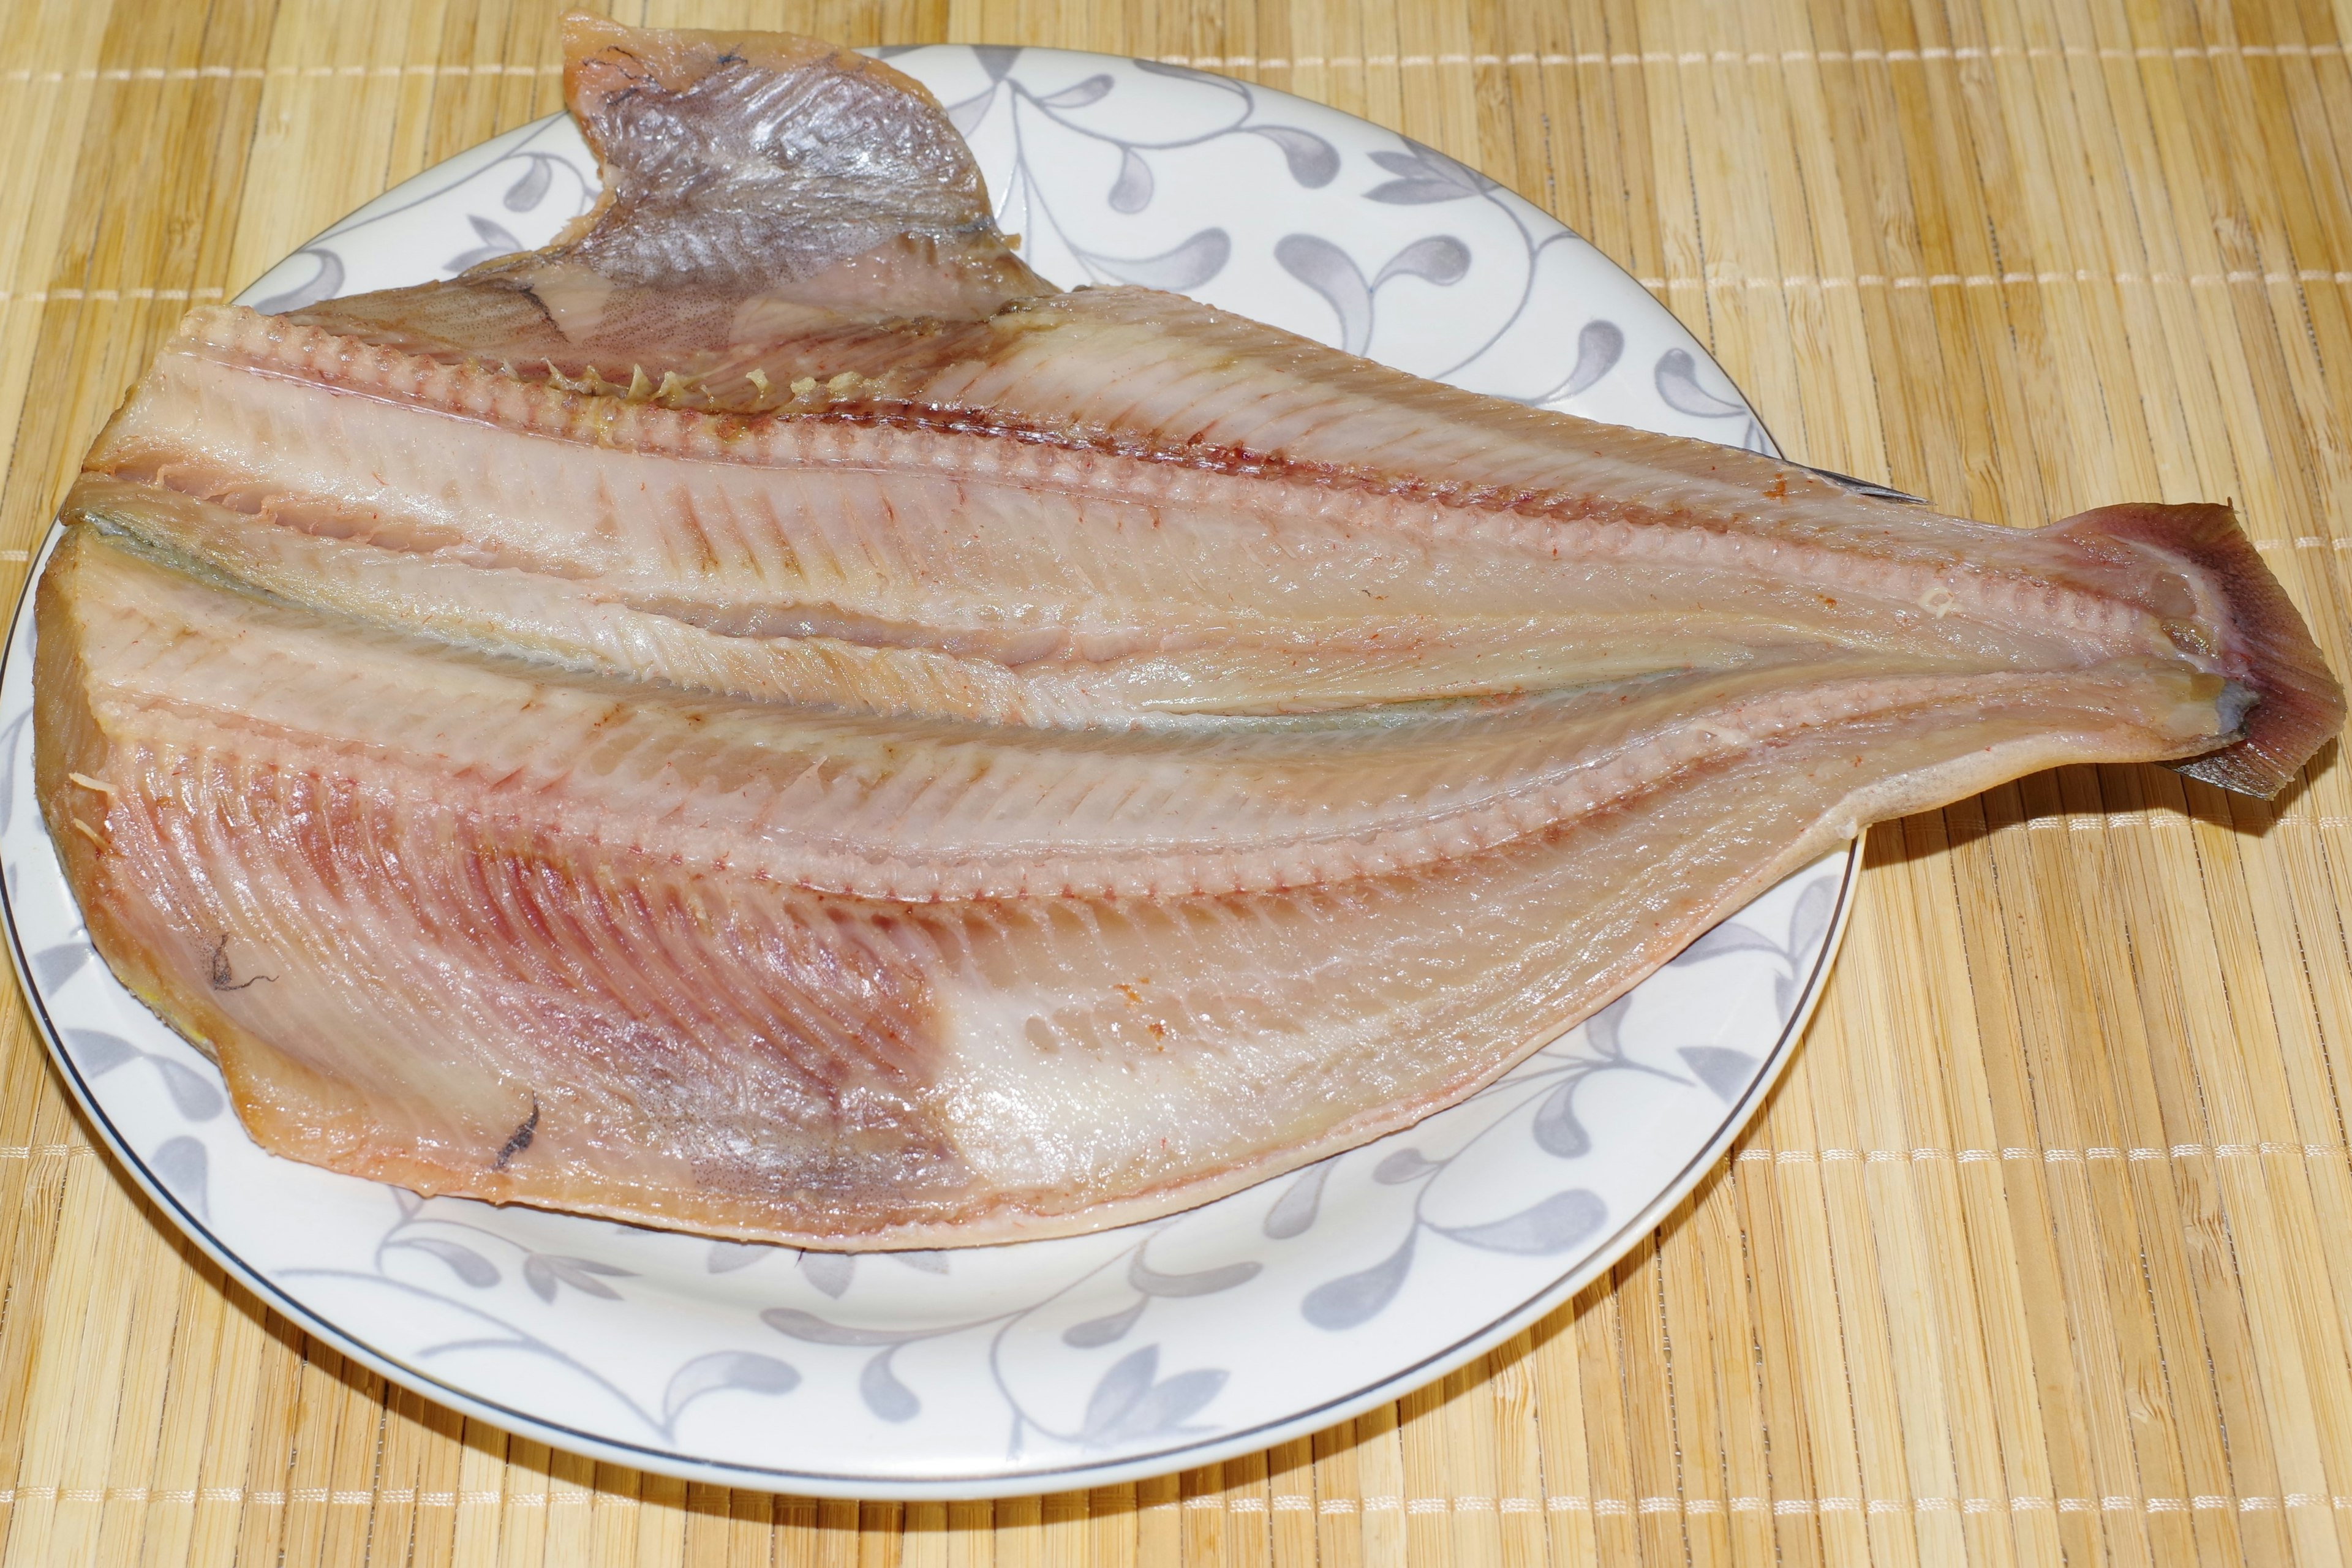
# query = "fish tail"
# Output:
<box><xmin>2058</xmin><ymin>500</ymin><xmax>2345</xmax><ymax>797</ymax></box>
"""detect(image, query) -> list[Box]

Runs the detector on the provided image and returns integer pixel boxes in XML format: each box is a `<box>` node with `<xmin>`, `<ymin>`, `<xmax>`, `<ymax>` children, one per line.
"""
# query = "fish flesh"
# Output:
<box><xmin>35</xmin><ymin>18</ymin><xmax>2343</xmax><ymax>1248</ymax></box>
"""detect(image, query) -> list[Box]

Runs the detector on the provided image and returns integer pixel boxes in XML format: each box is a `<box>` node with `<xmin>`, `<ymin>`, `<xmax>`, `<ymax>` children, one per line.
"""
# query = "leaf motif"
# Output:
<box><xmin>1062</xmin><ymin>1294</ymin><xmax>1147</xmax><ymax>1348</ymax></box>
<box><xmin>1669</xmin><ymin>919</ymin><xmax>1782</xmax><ymax>966</ymax></box>
<box><xmin>150</xmin><ymin>1136</ymin><xmax>208</xmax><ymax>1223</ymax></box>
<box><xmin>1789</xmin><ymin>875</ymin><xmax>1839</xmax><ymax>959</ymax></box>
<box><xmin>760</xmin><ymin>1307</ymin><xmax>927</xmax><ymax>1347</ymax></box>
<box><xmin>1081</xmin><ymin>1351</ymin><xmax>1228</xmax><ymax>1447</ymax></box>
<box><xmin>662</xmin><ymin>1350</ymin><xmax>799</xmax><ymax>1425</ymax></box>
<box><xmin>1584</xmin><ymin>993</ymin><xmax>1635</xmax><ymax>1057</ymax></box>
<box><xmin>799</xmin><ymin>1251</ymin><xmax>855</xmax><ymax>1299</ymax></box>
<box><xmin>891</xmin><ymin>1250</ymin><xmax>949</xmax><ymax>1275</ymax></box>
<box><xmin>706</xmin><ymin>1240</ymin><xmax>767</xmax><ymax>1274</ymax></box>
<box><xmin>973</xmin><ymin>45</ymin><xmax>1022</xmax><ymax>81</ymax></box>
<box><xmin>404</xmin><ymin>1236</ymin><xmax>499</xmax><ymax>1288</ymax></box>
<box><xmin>1273</xmin><ymin>233</ymin><xmax>1370</xmax><ymax>354</ymax></box>
<box><xmin>947</xmin><ymin>86</ymin><xmax>997</xmax><ymax>135</ymax></box>
<box><xmin>1133</xmin><ymin>58</ymin><xmax>1246</xmax><ymax>96</ymax></box>
<box><xmin>1373</xmin><ymin>235</ymin><xmax>1469</xmax><ymax>288</ymax></box>
<box><xmin>1531</xmin><ymin>1080</ymin><xmax>1591</xmax><ymax>1158</ymax></box>
<box><xmin>153</xmin><ymin>1058</ymin><xmax>224</xmax><ymax>1121</ymax></box>
<box><xmin>1079</xmin><ymin>228</ymin><xmax>1230</xmax><ymax>291</ymax></box>
<box><xmin>1365</xmin><ymin>178</ymin><xmax>1473</xmax><ymax>205</ymax></box>
<box><xmin>859</xmin><ymin>1349</ymin><xmax>921</xmax><ymax>1423</ymax></box>
<box><xmin>62</xmin><ymin>1028</ymin><xmax>136</xmax><ymax>1077</ymax></box>
<box><xmin>32</xmin><ymin>943</ymin><xmax>89</xmax><ymax>989</ymax></box>
<box><xmin>1774</xmin><ymin>971</ymin><xmax>1795</xmax><ymax>1015</ymax></box>
<box><xmin>1128</xmin><ymin>1251</ymin><xmax>1260</xmax><ymax>1297</ymax></box>
<box><xmin>1555</xmin><ymin>319</ymin><xmax>1624</xmax><ymax>400</ymax></box>
<box><xmin>1439</xmin><ymin>1188</ymin><xmax>1606</xmax><ymax>1256</ymax></box>
<box><xmin>1261</xmin><ymin>1162</ymin><xmax>1330</xmax><ymax>1240</ymax></box>
<box><xmin>1036</xmin><ymin>73</ymin><xmax>1112</xmax><ymax>108</ymax></box>
<box><xmin>1372</xmin><ymin>141</ymin><xmax>1491</xmax><ymax>192</ymax></box>
<box><xmin>1108</xmin><ymin>147</ymin><xmax>1153</xmax><ymax>213</ymax></box>
<box><xmin>1245</xmin><ymin>125</ymin><xmax>1339</xmax><ymax>187</ymax></box>
<box><xmin>444</xmin><ymin>214</ymin><xmax>527</xmax><ymax>274</ymax></box>
<box><xmin>0</xmin><ymin>711</ymin><xmax>29</xmax><ymax>832</ymax></box>
<box><xmin>1301</xmin><ymin>1230</ymin><xmax>1416</xmax><ymax>1330</ymax></box>
<box><xmin>1373</xmin><ymin>1147</ymin><xmax>1437</xmax><ymax>1185</ymax></box>
<box><xmin>1654</xmin><ymin>348</ymin><xmax>1751</xmax><ymax>420</ymax></box>
<box><xmin>469</xmin><ymin>213</ymin><xmax>520</xmax><ymax>249</ymax></box>
<box><xmin>249</xmin><ymin>249</ymin><xmax>344</xmax><ymax>313</ymax></box>
<box><xmin>1079</xmin><ymin>1345</ymin><xmax>1158</xmax><ymax>1441</ymax></box>
<box><xmin>444</xmin><ymin>247</ymin><xmax>508</xmax><ymax>273</ymax></box>
<box><xmin>392</xmin><ymin>1186</ymin><xmax>423</xmax><ymax>1220</ymax></box>
<box><xmin>1109</xmin><ymin>1366</ymin><xmax>1226</xmax><ymax>1444</ymax></box>
<box><xmin>523</xmin><ymin>1253</ymin><xmax>559</xmax><ymax>1303</ymax></box>
<box><xmin>546</xmin><ymin>1255</ymin><xmax>631</xmax><ymax>1298</ymax></box>
<box><xmin>1679</xmin><ymin>1047</ymin><xmax>1759</xmax><ymax>1103</ymax></box>
<box><xmin>502</xmin><ymin>156</ymin><xmax>552</xmax><ymax>212</ymax></box>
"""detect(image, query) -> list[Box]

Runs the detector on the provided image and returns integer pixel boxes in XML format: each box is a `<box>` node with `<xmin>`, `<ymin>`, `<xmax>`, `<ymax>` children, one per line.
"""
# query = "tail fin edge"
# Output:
<box><xmin>2059</xmin><ymin>502</ymin><xmax>2344</xmax><ymax>797</ymax></box>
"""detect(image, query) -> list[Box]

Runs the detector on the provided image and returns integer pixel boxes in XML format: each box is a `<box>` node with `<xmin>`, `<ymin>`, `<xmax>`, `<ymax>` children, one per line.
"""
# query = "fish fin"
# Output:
<box><xmin>2059</xmin><ymin>501</ymin><xmax>2345</xmax><ymax>797</ymax></box>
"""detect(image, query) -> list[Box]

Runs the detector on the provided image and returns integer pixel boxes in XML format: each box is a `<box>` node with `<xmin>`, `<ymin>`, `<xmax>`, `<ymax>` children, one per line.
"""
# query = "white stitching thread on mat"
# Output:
<box><xmin>1134</xmin><ymin>1493</ymin><xmax>2345</xmax><ymax>1515</ymax></box>
<box><xmin>4</xmin><ymin>1142</ymin><xmax>2331</xmax><ymax>1166</ymax></box>
<box><xmin>0</xmin><ymin>1489</ymin><xmax>515</xmax><ymax>1506</ymax></box>
<box><xmin>0</xmin><ymin>65</ymin><xmax>564</xmax><ymax>82</ymax></box>
<box><xmin>0</xmin><ymin>1485</ymin><xmax>2337</xmax><ymax>1513</ymax></box>
<box><xmin>1150</xmin><ymin>44</ymin><xmax>2348</xmax><ymax>67</ymax></box>
<box><xmin>18</xmin><ymin>276</ymin><xmax>2352</xmax><ymax>304</ymax></box>
<box><xmin>1736</xmin><ymin>1143</ymin><xmax>2347</xmax><ymax>1164</ymax></box>
<box><xmin>1</xmin><ymin>43</ymin><xmax>2342</xmax><ymax>83</ymax></box>
<box><xmin>0</xmin><ymin>289</ymin><xmax>227</xmax><ymax>304</ymax></box>
<box><xmin>1626</xmin><ymin>271</ymin><xmax>2352</xmax><ymax>290</ymax></box>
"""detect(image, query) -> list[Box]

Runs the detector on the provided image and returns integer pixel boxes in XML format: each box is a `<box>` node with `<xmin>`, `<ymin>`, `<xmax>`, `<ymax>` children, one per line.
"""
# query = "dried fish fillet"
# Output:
<box><xmin>36</xmin><ymin>18</ymin><xmax>2343</xmax><ymax>1248</ymax></box>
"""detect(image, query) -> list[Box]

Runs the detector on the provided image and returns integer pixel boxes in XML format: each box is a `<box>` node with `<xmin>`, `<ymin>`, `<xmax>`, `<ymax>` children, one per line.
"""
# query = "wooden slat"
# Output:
<box><xmin>0</xmin><ymin>0</ymin><xmax>2348</xmax><ymax>1561</ymax></box>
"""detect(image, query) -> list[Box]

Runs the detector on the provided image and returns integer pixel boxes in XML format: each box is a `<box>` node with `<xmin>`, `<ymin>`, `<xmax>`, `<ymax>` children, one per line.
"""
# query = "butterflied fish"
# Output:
<box><xmin>36</xmin><ymin>17</ymin><xmax>2343</xmax><ymax>1248</ymax></box>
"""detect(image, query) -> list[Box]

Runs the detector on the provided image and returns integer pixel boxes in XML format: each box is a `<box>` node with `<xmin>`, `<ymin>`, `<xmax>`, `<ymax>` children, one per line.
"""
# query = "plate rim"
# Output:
<box><xmin>1</xmin><ymin>49</ymin><xmax>1862</xmax><ymax>1501</ymax></box>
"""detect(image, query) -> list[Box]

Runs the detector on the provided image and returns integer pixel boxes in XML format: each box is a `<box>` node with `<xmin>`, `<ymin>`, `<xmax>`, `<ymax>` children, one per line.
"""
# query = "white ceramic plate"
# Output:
<box><xmin>0</xmin><ymin>47</ymin><xmax>1854</xmax><ymax>1499</ymax></box>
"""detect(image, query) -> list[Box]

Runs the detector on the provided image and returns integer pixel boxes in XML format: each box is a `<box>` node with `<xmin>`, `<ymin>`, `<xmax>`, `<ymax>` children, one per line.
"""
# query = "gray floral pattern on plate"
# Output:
<box><xmin>12</xmin><ymin>47</ymin><xmax>1853</xmax><ymax>1499</ymax></box>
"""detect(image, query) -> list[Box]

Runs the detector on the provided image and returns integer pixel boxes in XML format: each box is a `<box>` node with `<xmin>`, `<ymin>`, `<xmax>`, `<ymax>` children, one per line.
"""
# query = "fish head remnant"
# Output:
<box><xmin>562</xmin><ymin>17</ymin><xmax>1046</xmax><ymax>304</ymax></box>
<box><xmin>432</xmin><ymin>15</ymin><xmax>1052</xmax><ymax>379</ymax></box>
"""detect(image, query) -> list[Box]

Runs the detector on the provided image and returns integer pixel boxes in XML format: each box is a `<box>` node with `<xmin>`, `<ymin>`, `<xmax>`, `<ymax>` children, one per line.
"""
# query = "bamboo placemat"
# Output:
<box><xmin>1</xmin><ymin>0</ymin><xmax>2348</xmax><ymax>1561</ymax></box>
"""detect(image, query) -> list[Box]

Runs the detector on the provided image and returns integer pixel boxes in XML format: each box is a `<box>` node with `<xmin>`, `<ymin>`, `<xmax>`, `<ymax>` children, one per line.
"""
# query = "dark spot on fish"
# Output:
<box><xmin>208</xmin><ymin>936</ymin><xmax>275</xmax><ymax>992</ymax></box>
<box><xmin>715</xmin><ymin>50</ymin><xmax>745</xmax><ymax>66</ymax></box>
<box><xmin>513</xmin><ymin>285</ymin><xmax>561</xmax><ymax>331</ymax></box>
<box><xmin>494</xmin><ymin>1098</ymin><xmax>540</xmax><ymax>1171</ymax></box>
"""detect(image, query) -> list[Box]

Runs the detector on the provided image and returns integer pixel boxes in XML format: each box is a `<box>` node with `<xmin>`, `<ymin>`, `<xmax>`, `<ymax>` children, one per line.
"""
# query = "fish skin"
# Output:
<box><xmin>35</xmin><ymin>18</ymin><xmax>2346</xmax><ymax>1248</ymax></box>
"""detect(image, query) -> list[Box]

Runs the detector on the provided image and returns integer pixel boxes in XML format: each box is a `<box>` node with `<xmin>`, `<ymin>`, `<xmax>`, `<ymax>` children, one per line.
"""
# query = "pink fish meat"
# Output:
<box><xmin>34</xmin><ymin>18</ymin><xmax>2343</xmax><ymax>1248</ymax></box>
